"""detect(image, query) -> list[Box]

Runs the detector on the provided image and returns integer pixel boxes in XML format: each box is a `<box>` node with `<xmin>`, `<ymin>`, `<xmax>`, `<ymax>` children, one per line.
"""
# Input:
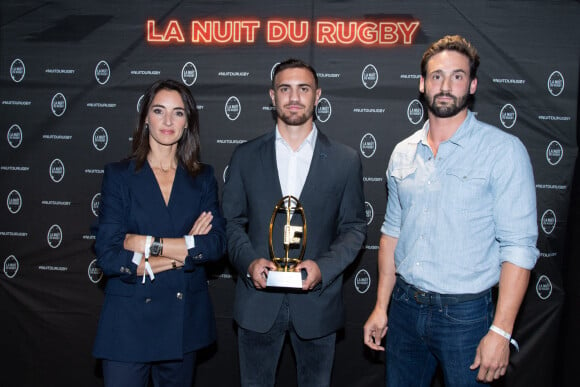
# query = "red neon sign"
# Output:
<box><xmin>146</xmin><ymin>18</ymin><xmax>420</xmax><ymax>46</ymax></box>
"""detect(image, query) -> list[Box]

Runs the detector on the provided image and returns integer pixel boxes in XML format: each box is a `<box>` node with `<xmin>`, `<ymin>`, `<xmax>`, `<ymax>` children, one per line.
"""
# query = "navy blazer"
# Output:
<box><xmin>93</xmin><ymin>159</ymin><xmax>226</xmax><ymax>362</ymax></box>
<box><xmin>222</xmin><ymin>130</ymin><xmax>367</xmax><ymax>339</ymax></box>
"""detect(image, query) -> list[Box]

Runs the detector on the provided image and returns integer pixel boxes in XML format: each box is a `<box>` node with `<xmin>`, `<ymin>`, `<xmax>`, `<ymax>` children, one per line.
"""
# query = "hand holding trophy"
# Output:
<box><xmin>266</xmin><ymin>195</ymin><xmax>307</xmax><ymax>288</ymax></box>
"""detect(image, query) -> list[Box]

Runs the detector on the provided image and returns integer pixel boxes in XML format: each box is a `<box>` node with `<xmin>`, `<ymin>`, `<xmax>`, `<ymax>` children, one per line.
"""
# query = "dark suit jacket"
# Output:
<box><xmin>222</xmin><ymin>130</ymin><xmax>367</xmax><ymax>339</ymax></box>
<box><xmin>93</xmin><ymin>159</ymin><xmax>226</xmax><ymax>362</ymax></box>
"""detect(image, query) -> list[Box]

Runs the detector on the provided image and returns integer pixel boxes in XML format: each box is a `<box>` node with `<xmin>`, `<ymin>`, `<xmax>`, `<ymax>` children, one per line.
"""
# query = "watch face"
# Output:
<box><xmin>150</xmin><ymin>241</ymin><xmax>162</xmax><ymax>256</ymax></box>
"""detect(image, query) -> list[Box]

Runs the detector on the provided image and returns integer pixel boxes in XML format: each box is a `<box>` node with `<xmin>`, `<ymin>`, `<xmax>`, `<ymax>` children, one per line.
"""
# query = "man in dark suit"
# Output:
<box><xmin>222</xmin><ymin>58</ymin><xmax>367</xmax><ymax>387</ymax></box>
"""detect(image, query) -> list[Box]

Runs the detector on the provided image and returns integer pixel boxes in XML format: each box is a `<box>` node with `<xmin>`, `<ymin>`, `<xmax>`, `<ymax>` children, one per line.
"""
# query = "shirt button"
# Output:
<box><xmin>176</xmin><ymin>292</ymin><xmax>183</xmax><ymax>300</ymax></box>
<box><xmin>145</xmin><ymin>298</ymin><xmax>152</xmax><ymax>303</ymax></box>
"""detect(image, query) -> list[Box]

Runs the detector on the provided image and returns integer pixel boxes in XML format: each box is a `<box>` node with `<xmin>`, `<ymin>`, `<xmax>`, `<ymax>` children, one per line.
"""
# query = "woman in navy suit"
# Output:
<box><xmin>93</xmin><ymin>79</ymin><xmax>226</xmax><ymax>387</ymax></box>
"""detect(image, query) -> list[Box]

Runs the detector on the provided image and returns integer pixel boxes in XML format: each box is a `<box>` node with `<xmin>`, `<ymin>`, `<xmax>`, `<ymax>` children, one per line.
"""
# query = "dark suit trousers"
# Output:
<box><xmin>237</xmin><ymin>296</ymin><xmax>336</xmax><ymax>387</ymax></box>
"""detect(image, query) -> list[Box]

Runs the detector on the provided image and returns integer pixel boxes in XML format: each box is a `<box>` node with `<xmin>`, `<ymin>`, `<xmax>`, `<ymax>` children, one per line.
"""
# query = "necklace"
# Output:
<box><xmin>148</xmin><ymin>157</ymin><xmax>175</xmax><ymax>173</ymax></box>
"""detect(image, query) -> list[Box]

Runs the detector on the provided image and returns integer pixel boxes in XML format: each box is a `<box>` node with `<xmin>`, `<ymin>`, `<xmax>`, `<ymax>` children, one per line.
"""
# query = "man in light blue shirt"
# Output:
<box><xmin>364</xmin><ymin>35</ymin><xmax>539</xmax><ymax>386</ymax></box>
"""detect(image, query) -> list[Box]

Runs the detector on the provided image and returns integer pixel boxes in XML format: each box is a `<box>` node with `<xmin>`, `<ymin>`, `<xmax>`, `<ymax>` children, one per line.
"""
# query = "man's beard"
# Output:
<box><xmin>276</xmin><ymin>105</ymin><xmax>313</xmax><ymax>126</ymax></box>
<box><xmin>426</xmin><ymin>92</ymin><xmax>470</xmax><ymax>118</ymax></box>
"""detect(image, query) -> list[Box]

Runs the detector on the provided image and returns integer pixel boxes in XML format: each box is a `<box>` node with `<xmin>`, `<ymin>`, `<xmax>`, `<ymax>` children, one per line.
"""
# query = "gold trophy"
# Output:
<box><xmin>266</xmin><ymin>195</ymin><xmax>307</xmax><ymax>288</ymax></box>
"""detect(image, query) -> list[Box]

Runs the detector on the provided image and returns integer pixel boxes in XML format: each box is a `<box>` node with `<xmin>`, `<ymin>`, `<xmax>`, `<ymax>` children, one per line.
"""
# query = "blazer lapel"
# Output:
<box><xmin>300</xmin><ymin>130</ymin><xmax>330</xmax><ymax>201</ymax></box>
<box><xmin>259</xmin><ymin>132</ymin><xmax>284</xmax><ymax>199</ymax></box>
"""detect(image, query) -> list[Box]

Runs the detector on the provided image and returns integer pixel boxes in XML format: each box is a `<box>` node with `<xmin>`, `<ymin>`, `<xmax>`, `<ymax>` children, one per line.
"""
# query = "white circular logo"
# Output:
<box><xmin>541</xmin><ymin>209</ymin><xmax>556</xmax><ymax>235</ymax></box>
<box><xmin>88</xmin><ymin>259</ymin><xmax>103</xmax><ymax>283</ymax></box>
<box><xmin>7</xmin><ymin>124</ymin><xmax>23</xmax><ymax>149</ymax></box>
<box><xmin>536</xmin><ymin>274</ymin><xmax>553</xmax><ymax>300</ymax></box>
<box><xmin>91</xmin><ymin>193</ymin><xmax>101</xmax><ymax>217</ymax></box>
<box><xmin>365</xmin><ymin>201</ymin><xmax>374</xmax><ymax>225</ymax></box>
<box><xmin>223</xmin><ymin>165</ymin><xmax>229</xmax><ymax>183</ymax></box>
<box><xmin>361</xmin><ymin>64</ymin><xmax>379</xmax><ymax>90</ymax></box>
<box><xmin>47</xmin><ymin>224</ymin><xmax>63</xmax><ymax>248</ymax></box>
<box><xmin>10</xmin><ymin>58</ymin><xmax>25</xmax><ymax>83</ymax></box>
<box><xmin>270</xmin><ymin>62</ymin><xmax>280</xmax><ymax>81</ymax></box>
<box><xmin>49</xmin><ymin>158</ymin><xmax>65</xmax><ymax>183</ymax></box>
<box><xmin>354</xmin><ymin>269</ymin><xmax>371</xmax><ymax>294</ymax></box>
<box><xmin>7</xmin><ymin>190</ymin><xmax>22</xmax><ymax>214</ymax></box>
<box><xmin>95</xmin><ymin>60</ymin><xmax>111</xmax><ymax>85</ymax></box>
<box><xmin>181</xmin><ymin>62</ymin><xmax>198</xmax><ymax>86</ymax></box>
<box><xmin>546</xmin><ymin>140</ymin><xmax>563</xmax><ymax>166</ymax></box>
<box><xmin>92</xmin><ymin>127</ymin><xmax>109</xmax><ymax>151</ymax></box>
<box><xmin>407</xmin><ymin>99</ymin><xmax>424</xmax><ymax>125</ymax></box>
<box><xmin>547</xmin><ymin>71</ymin><xmax>564</xmax><ymax>97</ymax></box>
<box><xmin>51</xmin><ymin>93</ymin><xmax>67</xmax><ymax>117</ymax></box>
<box><xmin>499</xmin><ymin>104</ymin><xmax>517</xmax><ymax>129</ymax></box>
<box><xmin>4</xmin><ymin>255</ymin><xmax>19</xmax><ymax>278</ymax></box>
<box><xmin>360</xmin><ymin>133</ymin><xmax>377</xmax><ymax>159</ymax></box>
<box><xmin>315</xmin><ymin>97</ymin><xmax>332</xmax><ymax>123</ymax></box>
<box><xmin>137</xmin><ymin>94</ymin><xmax>145</xmax><ymax>113</ymax></box>
<box><xmin>225</xmin><ymin>96</ymin><xmax>241</xmax><ymax>121</ymax></box>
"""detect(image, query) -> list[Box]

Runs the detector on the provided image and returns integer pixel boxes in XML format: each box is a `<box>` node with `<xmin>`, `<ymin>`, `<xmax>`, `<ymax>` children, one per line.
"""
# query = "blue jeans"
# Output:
<box><xmin>238</xmin><ymin>296</ymin><xmax>336</xmax><ymax>387</ymax></box>
<box><xmin>385</xmin><ymin>278</ymin><xmax>493</xmax><ymax>387</ymax></box>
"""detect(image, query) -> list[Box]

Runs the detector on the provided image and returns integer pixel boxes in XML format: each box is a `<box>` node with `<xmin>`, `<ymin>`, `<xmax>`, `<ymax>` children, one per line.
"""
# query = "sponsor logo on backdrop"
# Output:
<box><xmin>95</xmin><ymin>60</ymin><xmax>111</xmax><ymax>85</ymax></box>
<box><xmin>407</xmin><ymin>99</ymin><xmax>424</xmax><ymax>125</ymax></box>
<box><xmin>225</xmin><ymin>96</ymin><xmax>241</xmax><ymax>121</ymax></box>
<box><xmin>51</xmin><ymin>93</ymin><xmax>67</xmax><ymax>117</ymax></box>
<box><xmin>181</xmin><ymin>62</ymin><xmax>197</xmax><ymax>86</ymax></box>
<box><xmin>365</xmin><ymin>201</ymin><xmax>374</xmax><ymax>225</ymax></box>
<box><xmin>360</xmin><ymin>133</ymin><xmax>377</xmax><ymax>158</ymax></box>
<box><xmin>315</xmin><ymin>98</ymin><xmax>331</xmax><ymax>122</ymax></box>
<box><xmin>354</xmin><ymin>269</ymin><xmax>371</xmax><ymax>294</ymax></box>
<box><xmin>7</xmin><ymin>190</ymin><xmax>22</xmax><ymax>214</ymax></box>
<box><xmin>3</xmin><ymin>255</ymin><xmax>19</xmax><ymax>278</ymax></box>
<box><xmin>91</xmin><ymin>193</ymin><xmax>101</xmax><ymax>217</ymax></box>
<box><xmin>49</xmin><ymin>159</ymin><xmax>65</xmax><ymax>183</ymax></box>
<box><xmin>499</xmin><ymin>104</ymin><xmax>517</xmax><ymax>129</ymax></box>
<box><xmin>541</xmin><ymin>209</ymin><xmax>556</xmax><ymax>235</ymax></box>
<box><xmin>137</xmin><ymin>94</ymin><xmax>145</xmax><ymax>113</ymax></box>
<box><xmin>10</xmin><ymin>59</ymin><xmax>25</xmax><ymax>83</ymax></box>
<box><xmin>362</xmin><ymin>64</ymin><xmax>378</xmax><ymax>89</ymax></box>
<box><xmin>547</xmin><ymin>71</ymin><xmax>564</xmax><ymax>97</ymax></box>
<box><xmin>546</xmin><ymin>140</ymin><xmax>563</xmax><ymax>166</ymax></box>
<box><xmin>47</xmin><ymin>224</ymin><xmax>63</xmax><ymax>248</ymax></box>
<box><xmin>223</xmin><ymin>165</ymin><xmax>229</xmax><ymax>183</ymax></box>
<box><xmin>88</xmin><ymin>259</ymin><xmax>103</xmax><ymax>283</ymax></box>
<box><xmin>92</xmin><ymin>127</ymin><xmax>108</xmax><ymax>151</ymax></box>
<box><xmin>270</xmin><ymin>62</ymin><xmax>280</xmax><ymax>81</ymax></box>
<box><xmin>7</xmin><ymin>124</ymin><xmax>23</xmax><ymax>148</ymax></box>
<box><xmin>536</xmin><ymin>274</ymin><xmax>553</xmax><ymax>300</ymax></box>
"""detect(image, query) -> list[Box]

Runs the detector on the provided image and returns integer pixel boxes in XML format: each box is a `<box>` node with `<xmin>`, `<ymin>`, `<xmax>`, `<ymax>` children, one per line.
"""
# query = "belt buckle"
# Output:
<box><xmin>413</xmin><ymin>291</ymin><xmax>426</xmax><ymax>303</ymax></box>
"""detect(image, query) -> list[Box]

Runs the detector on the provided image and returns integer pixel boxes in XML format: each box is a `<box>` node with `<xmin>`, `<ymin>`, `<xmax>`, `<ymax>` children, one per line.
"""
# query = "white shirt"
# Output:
<box><xmin>275</xmin><ymin>124</ymin><xmax>317</xmax><ymax>198</ymax></box>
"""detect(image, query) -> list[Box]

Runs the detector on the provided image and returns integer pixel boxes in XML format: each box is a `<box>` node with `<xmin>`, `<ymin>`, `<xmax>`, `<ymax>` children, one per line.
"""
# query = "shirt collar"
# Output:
<box><xmin>417</xmin><ymin>110</ymin><xmax>475</xmax><ymax>148</ymax></box>
<box><xmin>275</xmin><ymin>123</ymin><xmax>318</xmax><ymax>152</ymax></box>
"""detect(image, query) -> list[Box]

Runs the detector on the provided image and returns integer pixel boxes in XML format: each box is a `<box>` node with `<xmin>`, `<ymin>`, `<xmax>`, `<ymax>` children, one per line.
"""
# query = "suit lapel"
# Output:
<box><xmin>300</xmin><ymin>130</ymin><xmax>330</xmax><ymax>202</ymax></box>
<box><xmin>260</xmin><ymin>132</ymin><xmax>284</xmax><ymax>199</ymax></box>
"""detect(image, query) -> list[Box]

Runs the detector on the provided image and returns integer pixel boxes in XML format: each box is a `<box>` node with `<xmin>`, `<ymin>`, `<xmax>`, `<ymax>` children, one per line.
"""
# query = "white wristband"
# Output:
<box><xmin>489</xmin><ymin>324</ymin><xmax>519</xmax><ymax>352</ymax></box>
<box><xmin>144</xmin><ymin>235</ymin><xmax>152</xmax><ymax>258</ymax></box>
<box><xmin>142</xmin><ymin>236</ymin><xmax>155</xmax><ymax>283</ymax></box>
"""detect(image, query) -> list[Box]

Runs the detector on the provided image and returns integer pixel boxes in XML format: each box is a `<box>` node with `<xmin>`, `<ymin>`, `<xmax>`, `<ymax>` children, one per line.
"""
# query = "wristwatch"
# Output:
<box><xmin>149</xmin><ymin>237</ymin><xmax>163</xmax><ymax>256</ymax></box>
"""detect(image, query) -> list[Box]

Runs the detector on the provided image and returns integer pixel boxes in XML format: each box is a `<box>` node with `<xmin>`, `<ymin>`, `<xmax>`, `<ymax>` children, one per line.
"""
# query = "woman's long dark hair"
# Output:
<box><xmin>131</xmin><ymin>79</ymin><xmax>202</xmax><ymax>177</ymax></box>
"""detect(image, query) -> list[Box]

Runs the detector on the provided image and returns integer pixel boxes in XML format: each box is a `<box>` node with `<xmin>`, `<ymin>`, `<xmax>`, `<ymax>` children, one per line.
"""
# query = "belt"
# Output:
<box><xmin>396</xmin><ymin>277</ymin><xmax>490</xmax><ymax>305</ymax></box>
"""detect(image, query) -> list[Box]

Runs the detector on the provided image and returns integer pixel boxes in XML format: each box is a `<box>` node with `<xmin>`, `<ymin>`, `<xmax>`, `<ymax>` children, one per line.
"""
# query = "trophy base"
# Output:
<box><xmin>266</xmin><ymin>270</ymin><xmax>303</xmax><ymax>288</ymax></box>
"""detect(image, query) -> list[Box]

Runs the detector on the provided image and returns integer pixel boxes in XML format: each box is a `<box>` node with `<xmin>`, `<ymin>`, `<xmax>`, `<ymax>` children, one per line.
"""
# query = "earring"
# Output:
<box><xmin>145</xmin><ymin>123</ymin><xmax>149</xmax><ymax>131</ymax></box>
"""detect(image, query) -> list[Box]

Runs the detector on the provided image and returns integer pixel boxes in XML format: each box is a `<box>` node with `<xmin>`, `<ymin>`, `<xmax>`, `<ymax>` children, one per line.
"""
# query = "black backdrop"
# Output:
<box><xmin>1</xmin><ymin>1</ymin><xmax>579</xmax><ymax>386</ymax></box>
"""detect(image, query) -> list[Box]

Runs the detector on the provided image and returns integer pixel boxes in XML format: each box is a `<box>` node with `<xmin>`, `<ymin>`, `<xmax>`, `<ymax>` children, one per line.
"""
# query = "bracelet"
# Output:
<box><xmin>489</xmin><ymin>324</ymin><xmax>519</xmax><ymax>352</ymax></box>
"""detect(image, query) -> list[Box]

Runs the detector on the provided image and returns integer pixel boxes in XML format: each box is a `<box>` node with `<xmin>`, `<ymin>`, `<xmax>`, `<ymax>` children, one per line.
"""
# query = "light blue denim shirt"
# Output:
<box><xmin>381</xmin><ymin>111</ymin><xmax>539</xmax><ymax>294</ymax></box>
